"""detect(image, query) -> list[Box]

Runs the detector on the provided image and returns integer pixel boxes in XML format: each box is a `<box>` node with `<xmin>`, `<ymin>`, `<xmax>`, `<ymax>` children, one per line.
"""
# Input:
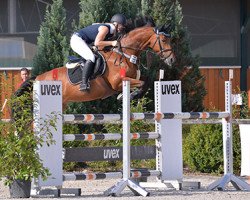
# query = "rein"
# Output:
<box><xmin>99</xmin><ymin>29</ymin><xmax>173</xmax><ymax>71</ymax></box>
<box><xmin>113</xmin><ymin>31</ymin><xmax>173</xmax><ymax>66</ymax></box>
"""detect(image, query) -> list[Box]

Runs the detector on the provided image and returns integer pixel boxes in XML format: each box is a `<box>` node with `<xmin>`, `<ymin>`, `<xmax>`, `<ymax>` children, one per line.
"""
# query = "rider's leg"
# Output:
<box><xmin>70</xmin><ymin>34</ymin><xmax>95</xmax><ymax>91</ymax></box>
<box><xmin>80</xmin><ymin>60</ymin><xmax>94</xmax><ymax>91</ymax></box>
<box><xmin>70</xmin><ymin>34</ymin><xmax>95</xmax><ymax>62</ymax></box>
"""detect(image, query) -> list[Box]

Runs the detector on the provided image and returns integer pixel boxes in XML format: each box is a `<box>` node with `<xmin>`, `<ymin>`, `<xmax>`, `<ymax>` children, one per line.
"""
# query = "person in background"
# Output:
<box><xmin>16</xmin><ymin>67</ymin><xmax>30</xmax><ymax>89</ymax></box>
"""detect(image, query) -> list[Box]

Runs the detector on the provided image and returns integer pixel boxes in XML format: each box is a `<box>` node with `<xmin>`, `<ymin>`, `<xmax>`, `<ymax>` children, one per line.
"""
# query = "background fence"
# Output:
<box><xmin>1</xmin><ymin>66</ymin><xmax>250</xmax><ymax>119</ymax></box>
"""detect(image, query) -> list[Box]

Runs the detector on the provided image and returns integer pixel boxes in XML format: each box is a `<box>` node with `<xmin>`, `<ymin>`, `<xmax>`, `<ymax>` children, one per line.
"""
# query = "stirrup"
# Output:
<box><xmin>79</xmin><ymin>82</ymin><xmax>90</xmax><ymax>91</ymax></box>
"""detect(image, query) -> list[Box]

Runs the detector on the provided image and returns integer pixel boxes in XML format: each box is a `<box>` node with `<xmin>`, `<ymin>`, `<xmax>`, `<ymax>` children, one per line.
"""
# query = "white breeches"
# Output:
<box><xmin>70</xmin><ymin>34</ymin><xmax>95</xmax><ymax>63</ymax></box>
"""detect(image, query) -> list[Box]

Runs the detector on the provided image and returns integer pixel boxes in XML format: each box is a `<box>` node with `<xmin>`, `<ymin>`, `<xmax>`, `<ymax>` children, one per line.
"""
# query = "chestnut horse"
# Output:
<box><xmin>19</xmin><ymin>26</ymin><xmax>174</xmax><ymax>109</ymax></box>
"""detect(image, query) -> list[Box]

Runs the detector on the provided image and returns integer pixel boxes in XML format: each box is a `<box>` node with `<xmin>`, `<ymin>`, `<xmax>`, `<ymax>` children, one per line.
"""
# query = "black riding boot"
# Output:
<box><xmin>79</xmin><ymin>60</ymin><xmax>94</xmax><ymax>91</ymax></box>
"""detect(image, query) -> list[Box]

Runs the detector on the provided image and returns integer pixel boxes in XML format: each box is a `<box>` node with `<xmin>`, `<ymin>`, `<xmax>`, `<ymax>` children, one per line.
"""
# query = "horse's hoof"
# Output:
<box><xmin>130</xmin><ymin>89</ymin><xmax>141</xmax><ymax>99</ymax></box>
<box><xmin>117</xmin><ymin>93</ymin><xmax>123</xmax><ymax>101</ymax></box>
<box><xmin>116</xmin><ymin>89</ymin><xmax>141</xmax><ymax>101</ymax></box>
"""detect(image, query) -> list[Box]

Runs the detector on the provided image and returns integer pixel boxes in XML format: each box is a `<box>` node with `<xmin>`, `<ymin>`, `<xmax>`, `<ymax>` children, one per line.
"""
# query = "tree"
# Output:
<box><xmin>79</xmin><ymin>0</ymin><xmax>140</xmax><ymax>28</ymax></box>
<box><xmin>115</xmin><ymin>0</ymin><xmax>141</xmax><ymax>19</ymax></box>
<box><xmin>79</xmin><ymin>0</ymin><xmax>115</xmax><ymax>27</ymax></box>
<box><xmin>152</xmin><ymin>0</ymin><xmax>206</xmax><ymax>111</ymax></box>
<box><xmin>32</xmin><ymin>0</ymin><xmax>68</xmax><ymax>76</ymax></box>
<box><xmin>141</xmin><ymin>0</ymin><xmax>154</xmax><ymax>16</ymax></box>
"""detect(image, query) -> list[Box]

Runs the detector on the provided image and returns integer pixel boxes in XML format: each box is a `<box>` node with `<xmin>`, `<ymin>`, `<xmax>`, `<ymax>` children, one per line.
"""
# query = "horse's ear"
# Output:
<box><xmin>154</xmin><ymin>24</ymin><xmax>171</xmax><ymax>34</ymax></box>
<box><xmin>163</xmin><ymin>24</ymin><xmax>171</xmax><ymax>32</ymax></box>
<box><xmin>144</xmin><ymin>16</ymin><xmax>155</xmax><ymax>27</ymax></box>
<box><xmin>158</xmin><ymin>25</ymin><xmax>164</xmax><ymax>32</ymax></box>
<box><xmin>155</xmin><ymin>25</ymin><xmax>164</xmax><ymax>33</ymax></box>
<box><xmin>153</xmin><ymin>27</ymin><xmax>159</xmax><ymax>34</ymax></box>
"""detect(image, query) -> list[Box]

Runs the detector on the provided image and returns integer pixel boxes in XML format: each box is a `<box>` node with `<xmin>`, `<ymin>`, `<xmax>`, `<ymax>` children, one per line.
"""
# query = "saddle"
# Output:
<box><xmin>66</xmin><ymin>52</ymin><xmax>106</xmax><ymax>85</ymax></box>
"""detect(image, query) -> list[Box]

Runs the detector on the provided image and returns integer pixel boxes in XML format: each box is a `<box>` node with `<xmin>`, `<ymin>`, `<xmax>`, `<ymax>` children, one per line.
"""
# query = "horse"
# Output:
<box><xmin>16</xmin><ymin>25</ymin><xmax>174</xmax><ymax>110</ymax></box>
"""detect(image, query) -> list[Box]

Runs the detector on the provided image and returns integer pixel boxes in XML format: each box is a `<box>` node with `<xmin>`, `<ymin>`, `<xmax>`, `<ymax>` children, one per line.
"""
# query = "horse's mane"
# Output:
<box><xmin>125</xmin><ymin>15</ymin><xmax>155</xmax><ymax>32</ymax></box>
<box><xmin>114</xmin><ymin>15</ymin><xmax>155</xmax><ymax>39</ymax></box>
<box><xmin>124</xmin><ymin>16</ymin><xmax>171</xmax><ymax>36</ymax></box>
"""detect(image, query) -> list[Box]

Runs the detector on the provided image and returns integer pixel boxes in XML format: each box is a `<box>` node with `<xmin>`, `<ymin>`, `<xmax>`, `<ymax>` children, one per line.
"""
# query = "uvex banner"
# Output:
<box><xmin>33</xmin><ymin>81</ymin><xmax>63</xmax><ymax>187</ymax></box>
<box><xmin>155</xmin><ymin>81</ymin><xmax>182</xmax><ymax>181</ymax></box>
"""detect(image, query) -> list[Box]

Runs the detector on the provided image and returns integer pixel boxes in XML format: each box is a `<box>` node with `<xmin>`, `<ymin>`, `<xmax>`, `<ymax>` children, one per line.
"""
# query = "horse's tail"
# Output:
<box><xmin>14</xmin><ymin>76</ymin><xmax>36</xmax><ymax>97</ymax></box>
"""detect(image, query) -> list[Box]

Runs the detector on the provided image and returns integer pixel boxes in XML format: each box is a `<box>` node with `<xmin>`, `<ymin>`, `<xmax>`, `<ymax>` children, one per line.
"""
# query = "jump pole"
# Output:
<box><xmin>1</xmin><ymin>98</ymin><xmax>7</xmax><ymax>112</ymax></box>
<box><xmin>104</xmin><ymin>80</ymin><xmax>150</xmax><ymax>196</ymax></box>
<box><xmin>208</xmin><ymin>81</ymin><xmax>250</xmax><ymax>190</ymax></box>
<box><xmin>105</xmin><ymin>79</ymin><xmax>183</xmax><ymax>196</ymax></box>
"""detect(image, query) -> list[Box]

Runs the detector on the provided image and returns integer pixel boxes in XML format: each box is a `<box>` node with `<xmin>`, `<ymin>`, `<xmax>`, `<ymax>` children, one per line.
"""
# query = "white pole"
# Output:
<box><xmin>159</xmin><ymin>70</ymin><xmax>164</xmax><ymax>81</ymax></box>
<box><xmin>1</xmin><ymin>99</ymin><xmax>8</xmax><ymax>112</ymax></box>
<box><xmin>123</xmin><ymin>80</ymin><xmax>131</xmax><ymax>179</ymax></box>
<box><xmin>223</xmin><ymin>81</ymin><xmax>233</xmax><ymax>174</ymax></box>
<box><xmin>208</xmin><ymin>81</ymin><xmax>250</xmax><ymax>190</ymax></box>
<box><xmin>105</xmin><ymin>80</ymin><xmax>149</xmax><ymax>196</ymax></box>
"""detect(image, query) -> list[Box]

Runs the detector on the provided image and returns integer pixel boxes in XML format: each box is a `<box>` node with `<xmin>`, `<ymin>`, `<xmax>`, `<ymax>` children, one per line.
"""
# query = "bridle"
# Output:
<box><xmin>151</xmin><ymin>30</ymin><xmax>173</xmax><ymax>59</ymax></box>
<box><xmin>115</xmin><ymin>29</ymin><xmax>173</xmax><ymax>59</ymax></box>
<box><xmin>103</xmin><ymin>29</ymin><xmax>173</xmax><ymax>68</ymax></box>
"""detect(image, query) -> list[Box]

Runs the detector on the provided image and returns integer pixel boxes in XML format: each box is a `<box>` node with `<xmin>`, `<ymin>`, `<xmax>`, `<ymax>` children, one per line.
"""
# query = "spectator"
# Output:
<box><xmin>16</xmin><ymin>68</ymin><xmax>30</xmax><ymax>89</ymax></box>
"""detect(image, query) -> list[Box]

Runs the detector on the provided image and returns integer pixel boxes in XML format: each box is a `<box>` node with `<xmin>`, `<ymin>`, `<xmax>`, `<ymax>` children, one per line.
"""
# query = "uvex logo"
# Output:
<box><xmin>41</xmin><ymin>84</ymin><xmax>61</xmax><ymax>96</ymax></box>
<box><xmin>103</xmin><ymin>148</ymin><xmax>120</xmax><ymax>159</ymax></box>
<box><xmin>161</xmin><ymin>84</ymin><xmax>180</xmax><ymax>95</ymax></box>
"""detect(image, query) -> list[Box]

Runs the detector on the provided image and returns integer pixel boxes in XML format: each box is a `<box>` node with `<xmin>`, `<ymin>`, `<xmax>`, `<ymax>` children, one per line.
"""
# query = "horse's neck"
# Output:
<box><xmin>121</xmin><ymin>27</ymin><xmax>153</xmax><ymax>54</ymax></box>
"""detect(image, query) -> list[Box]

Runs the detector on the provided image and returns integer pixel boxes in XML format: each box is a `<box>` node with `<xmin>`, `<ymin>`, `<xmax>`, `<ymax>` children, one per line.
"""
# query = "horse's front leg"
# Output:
<box><xmin>116</xmin><ymin>77</ymin><xmax>145</xmax><ymax>101</ymax></box>
<box><xmin>130</xmin><ymin>76</ymin><xmax>150</xmax><ymax>100</ymax></box>
<box><xmin>123</xmin><ymin>77</ymin><xmax>144</xmax><ymax>88</ymax></box>
<box><xmin>124</xmin><ymin>76</ymin><xmax>150</xmax><ymax>100</ymax></box>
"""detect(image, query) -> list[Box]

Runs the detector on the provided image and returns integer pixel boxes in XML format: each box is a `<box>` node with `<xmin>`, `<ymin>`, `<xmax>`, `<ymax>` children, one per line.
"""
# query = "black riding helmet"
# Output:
<box><xmin>111</xmin><ymin>14</ymin><xmax>127</xmax><ymax>26</ymax></box>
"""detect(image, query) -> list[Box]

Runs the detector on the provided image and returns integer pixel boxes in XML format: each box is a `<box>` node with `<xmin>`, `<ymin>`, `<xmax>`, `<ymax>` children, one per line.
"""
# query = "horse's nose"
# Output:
<box><xmin>170</xmin><ymin>57</ymin><xmax>175</xmax><ymax>64</ymax></box>
<box><xmin>164</xmin><ymin>58</ymin><xmax>171</xmax><ymax>66</ymax></box>
<box><xmin>164</xmin><ymin>55</ymin><xmax>175</xmax><ymax>66</ymax></box>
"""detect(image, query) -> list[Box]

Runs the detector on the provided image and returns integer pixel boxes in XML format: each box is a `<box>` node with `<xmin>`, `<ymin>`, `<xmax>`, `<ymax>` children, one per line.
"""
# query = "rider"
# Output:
<box><xmin>70</xmin><ymin>14</ymin><xmax>127</xmax><ymax>91</ymax></box>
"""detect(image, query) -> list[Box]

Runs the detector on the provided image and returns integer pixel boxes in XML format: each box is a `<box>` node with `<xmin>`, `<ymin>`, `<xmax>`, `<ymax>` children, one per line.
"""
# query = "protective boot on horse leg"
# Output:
<box><xmin>80</xmin><ymin>60</ymin><xmax>94</xmax><ymax>91</ymax></box>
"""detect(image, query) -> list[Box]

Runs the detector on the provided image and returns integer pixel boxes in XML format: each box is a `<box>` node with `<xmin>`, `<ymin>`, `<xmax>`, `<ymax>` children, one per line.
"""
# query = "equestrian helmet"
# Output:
<box><xmin>111</xmin><ymin>14</ymin><xmax>127</xmax><ymax>26</ymax></box>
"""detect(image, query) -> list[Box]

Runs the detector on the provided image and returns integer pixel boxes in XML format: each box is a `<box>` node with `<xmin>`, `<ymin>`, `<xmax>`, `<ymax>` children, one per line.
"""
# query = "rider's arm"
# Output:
<box><xmin>94</xmin><ymin>26</ymin><xmax>117</xmax><ymax>48</ymax></box>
